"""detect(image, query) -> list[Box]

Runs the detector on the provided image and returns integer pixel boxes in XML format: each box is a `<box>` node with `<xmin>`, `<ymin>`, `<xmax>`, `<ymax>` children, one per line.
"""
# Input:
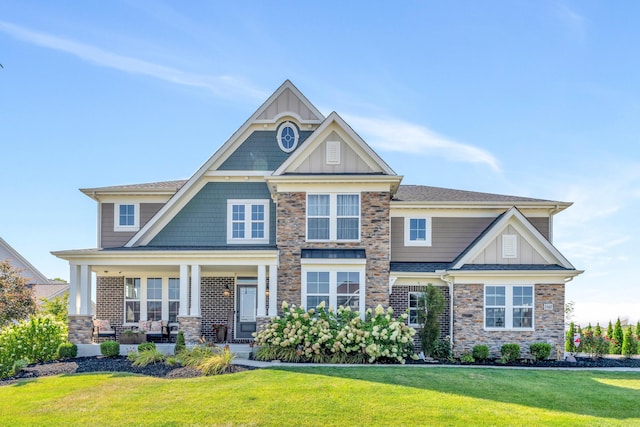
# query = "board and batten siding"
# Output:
<box><xmin>101</xmin><ymin>203</ymin><xmax>164</xmax><ymax>248</ymax></box>
<box><xmin>148</xmin><ymin>182</ymin><xmax>275</xmax><ymax>247</ymax></box>
<box><xmin>390</xmin><ymin>215</ymin><xmax>551</xmax><ymax>262</ymax></box>
<box><xmin>469</xmin><ymin>224</ymin><xmax>547</xmax><ymax>264</ymax></box>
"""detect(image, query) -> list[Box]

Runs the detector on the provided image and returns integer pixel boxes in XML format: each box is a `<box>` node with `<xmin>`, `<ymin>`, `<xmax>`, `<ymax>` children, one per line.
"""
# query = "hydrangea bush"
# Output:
<box><xmin>254</xmin><ymin>302</ymin><xmax>416</xmax><ymax>364</ymax></box>
<box><xmin>0</xmin><ymin>315</ymin><xmax>67</xmax><ymax>378</ymax></box>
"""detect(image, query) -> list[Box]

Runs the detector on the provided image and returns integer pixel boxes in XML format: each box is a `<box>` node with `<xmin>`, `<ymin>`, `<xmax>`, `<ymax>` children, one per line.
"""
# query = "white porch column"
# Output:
<box><xmin>190</xmin><ymin>265</ymin><xmax>201</xmax><ymax>316</ymax></box>
<box><xmin>257</xmin><ymin>264</ymin><xmax>267</xmax><ymax>317</ymax></box>
<box><xmin>68</xmin><ymin>264</ymin><xmax>80</xmax><ymax>315</ymax></box>
<box><xmin>268</xmin><ymin>264</ymin><xmax>278</xmax><ymax>316</ymax></box>
<box><xmin>79</xmin><ymin>265</ymin><xmax>92</xmax><ymax>316</ymax></box>
<box><xmin>179</xmin><ymin>264</ymin><xmax>189</xmax><ymax>316</ymax></box>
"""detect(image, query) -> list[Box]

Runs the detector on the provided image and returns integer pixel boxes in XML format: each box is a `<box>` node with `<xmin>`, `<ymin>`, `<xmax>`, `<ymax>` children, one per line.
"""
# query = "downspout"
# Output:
<box><xmin>439</xmin><ymin>271</ymin><xmax>454</xmax><ymax>352</ymax></box>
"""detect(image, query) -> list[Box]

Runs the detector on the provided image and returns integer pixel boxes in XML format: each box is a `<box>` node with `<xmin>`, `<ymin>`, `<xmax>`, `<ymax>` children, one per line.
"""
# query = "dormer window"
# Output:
<box><xmin>277</xmin><ymin>121</ymin><xmax>299</xmax><ymax>153</ymax></box>
<box><xmin>114</xmin><ymin>203</ymin><xmax>140</xmax><ymax>232</ymax></box>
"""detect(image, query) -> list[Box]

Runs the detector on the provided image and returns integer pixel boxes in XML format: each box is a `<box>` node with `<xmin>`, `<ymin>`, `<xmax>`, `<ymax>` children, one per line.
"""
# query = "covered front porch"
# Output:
<box><xmin>53</xmin><ymin>248</ymin><xmax>279</xmax><ymax>345</ymax></box>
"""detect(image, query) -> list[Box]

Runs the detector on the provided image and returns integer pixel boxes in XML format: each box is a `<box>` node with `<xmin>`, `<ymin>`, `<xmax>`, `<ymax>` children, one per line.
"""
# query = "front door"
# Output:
<box><xmin>236</xmin><ymin>279</ymin><xmax>257</xmax><ymax>339</ymax></box>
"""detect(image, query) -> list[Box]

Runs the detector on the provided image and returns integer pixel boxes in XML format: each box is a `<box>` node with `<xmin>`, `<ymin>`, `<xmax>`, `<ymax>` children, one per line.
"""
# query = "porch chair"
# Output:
<box><xmin>138</xmin><ymin>320</ymin><xmax>169</xmax><ymax>342</ymax></box>
<box><xmin>92</xmin><ymin>319</ymin><xmax>116</xmax><ymax>341</ymax></box>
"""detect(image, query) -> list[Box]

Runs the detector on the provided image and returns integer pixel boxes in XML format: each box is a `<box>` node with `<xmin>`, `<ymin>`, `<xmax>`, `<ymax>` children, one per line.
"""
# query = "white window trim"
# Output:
<box><xmin>114</xmin><ymin>202</ymin><xmax>140</xmax><ymax>232</ymax></box>
<box><xmin>408</xmin><ymin>291</ymin><xmax>422</xmax><ymax>327</ymax></box>
<box><xmin>306</xmin><ymin>193</ymin><xmax>361</xmax><ymax>242</ymax></box>
<box><xmin>483</xmin><ymin>284</ymin><xmax>535</xmax><ymax>331</ymax></box>
<box><xmin>226</xmin><ymin>199</ymin><xmax>270</xmax><ymax>244</ymax></box>
<box><xmin>301</xmin><ymin>263</ymin><xmax>366</xmax><ymax>317</ymax></box>
<box><xmin>277</xmin><ymin>121</ymin><xmax>299</xmax><ymax>153</ymax></box>
<box><xmin>502</xmin><ymin>234</ymin><xmax>518</xmax><ymax>258</ymax></box>
<box><xmin>123</xmin><ymin>276</ymin><xmax>180</xmax><ymax>326</ymax></box>
<box><xmin>404</xmin><ymin>217</ymin><xmax>432</xmax><ymax>247</ymax></box>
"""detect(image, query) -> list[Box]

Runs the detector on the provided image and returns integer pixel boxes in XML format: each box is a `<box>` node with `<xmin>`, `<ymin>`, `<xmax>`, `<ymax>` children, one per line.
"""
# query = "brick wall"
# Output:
<box><xmin>276</xmin><ymin>191</ymin><xmax>391</xmax><ymax>312</ymax></box>
<box><xmin>95</xmin><ymin>276</ymin><xmax>125</xmax><ymax>342</ymax></box>
<box><xmin>389</xmin><ymin>285</ymin><xmax>450</xmax><ymax>351</ymax></box>
<box><xmin>453</xmin><ymin>283</ymin><xmax>565</xmax><ymax>358</ymax></box>
<box><xmin>200</xmin><ymin>276</ymin><xmax>235</xmax><ymax>342</ymax></box>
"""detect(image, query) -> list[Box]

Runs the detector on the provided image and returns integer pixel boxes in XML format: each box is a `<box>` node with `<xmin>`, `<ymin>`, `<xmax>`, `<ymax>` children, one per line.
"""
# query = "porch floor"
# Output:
<box><xmin>77</xmin><ymin>343</ymin><xmax>252</xmax><ymax>359</ymax></box>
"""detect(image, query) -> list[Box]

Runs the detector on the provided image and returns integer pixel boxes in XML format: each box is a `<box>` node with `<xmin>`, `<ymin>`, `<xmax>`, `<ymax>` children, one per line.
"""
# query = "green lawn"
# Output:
<box><xmin>1</xmin><ymin>366</ymin><xmax>639</xmax><ymax>426</ymax></box>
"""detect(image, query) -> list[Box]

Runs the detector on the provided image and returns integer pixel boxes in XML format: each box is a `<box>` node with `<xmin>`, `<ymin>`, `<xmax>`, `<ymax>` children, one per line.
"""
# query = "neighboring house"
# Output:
<box><xmin>0</xmin><ymin>236</ymin><xmax>65</xmax><ymax>307</ymax></box>
<box><xmin>53</xmin><ymin>81</ymin><xmax>582</xmax><ymax>356</ymax></box>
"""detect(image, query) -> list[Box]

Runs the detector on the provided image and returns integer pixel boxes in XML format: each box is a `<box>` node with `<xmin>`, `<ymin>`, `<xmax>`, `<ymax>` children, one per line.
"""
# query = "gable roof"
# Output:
<box><xmin>0</xmin><ymin>237</ymin><xmax>50</xmax><ymax>284</ymax></box>
<box><xmin>125</xmin><ymin>80</ymin><xmax>325</xmax><ymax>247</ymax></box>
<box><xmin>450</xmin><ymin>207</ymin><xmax>575</xmax><ymax>269</ymax></box>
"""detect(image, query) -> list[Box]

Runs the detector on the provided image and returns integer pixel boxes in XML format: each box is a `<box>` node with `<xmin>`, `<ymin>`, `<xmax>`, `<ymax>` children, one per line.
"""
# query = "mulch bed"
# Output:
<box><xmin>408</xmin><ymin>356</ymin><xmax>640</xmax><ymax>368</ymax></box>
<box><xmin>0</xmin><ymin>356</ymin><xmax>253</xmax><ymax>386</ymax></box>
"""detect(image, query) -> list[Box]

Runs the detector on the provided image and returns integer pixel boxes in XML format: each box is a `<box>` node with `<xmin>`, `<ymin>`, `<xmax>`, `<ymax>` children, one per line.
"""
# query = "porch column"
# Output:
<box><xmin>79</xmin><ymin>265</ymin><xmax>92</xmax><ymax>316</ymax></box>
<box><xmin>268</xmin><ymin>263</ymin><xmax>278</xmax><ymax>316</ymax></box>
<box><xmin>257</xmin><ymin>264</ymin><xmax>266</xmax><ymax>317</ymax></box>
<box><xmin>179</xmin><ymin>264</ymin><xmax>189</xmax><ymax>316</ymax></box>
<box><xmin>68</xmin><ymin>264</ymin><xmax>80</xmax><ymax>315</ymax></box>
<box><xmin>190</xmin><ymin>264</ymin><xmax>201</xmax><ymax>316</ymax></box>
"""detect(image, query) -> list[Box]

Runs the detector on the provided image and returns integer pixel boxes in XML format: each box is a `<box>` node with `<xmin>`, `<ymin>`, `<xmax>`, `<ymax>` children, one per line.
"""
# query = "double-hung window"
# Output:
<box><xmin>484</xmin><ymin>285</ymin><xmax>534</xmax><ymax>329</ymax></box>
<box><xmin>307</xmin><ymin>193</ymin><xmax>360</xmax><ymax>241</ymax></box>
<box><xmin>125</xmin><ymin>278</ymin><xmax>141</xmax><ymax>323</ymax></box>
<box><xmin>302</xmin><ymin>267</ymin><xmax>365</xmax><ymax>314</ymax></box>
<box><xmin>146</xmin><ymin>278</ymin><xmax>163</xmax><ymax>321</ymax></box>
<box><xmin>114</xmin><ymin>203</ymin><xmax>140</xmax><ymax>232</ymax></box>
<box><xmin>408</xmin><ymin>292</ymin><xmax>422</xmax><ymax>327</ymax></box>
<box><xmin>404</xmin><ymin>217</ymin><xmax>432</xmax><ymax>246</ymax></box>
<box><xmin>168</xmin><ymin>278</ymin><xmax>180</xmax><ymax>323</ymax></box>
<box><xmin>227</xmin><ymin>199</ymin><xmax>270</xmax><ymax>244</ymax></box>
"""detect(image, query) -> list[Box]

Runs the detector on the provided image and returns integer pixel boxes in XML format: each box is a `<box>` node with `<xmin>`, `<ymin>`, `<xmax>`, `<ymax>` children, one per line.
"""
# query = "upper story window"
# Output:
<box><xmin>307</xmin><ymin>193</ymin><xmax>360</xmax><ymax>241</ymax></box>
<box><xmin>485</xmin><ymin>285</ymin><xmax>534</xmax><ymax>330</ymax></box>
<box><xmin>227</xmin><ymin>199</ymin><xmax>270</xmax><ymax>244</ymax></box>
<box><xmin>277</xmin><ymin>121</ymin><xmax>299</xmax><ymax>153</ymax></box>
<box><xmin>404</xmin><ymin>217</ymin><xmax>432</xmax><ymax>246</ymax></box>
<box><xmin>114</xmin><ymin>203</ymin><xmax>140</xmax><ymax>232</ymax></box>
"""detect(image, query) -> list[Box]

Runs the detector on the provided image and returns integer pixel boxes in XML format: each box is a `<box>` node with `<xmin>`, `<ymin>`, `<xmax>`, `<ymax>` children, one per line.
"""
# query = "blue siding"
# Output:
<box><xmin>219</xmin><ymin>130</ymin><xmax>312</xmax><ymax>171</ymax></box>
<box><xmin>148</xmin><ymin>182</ymin><xmax>275</xmax><ymax>246</ymax></box>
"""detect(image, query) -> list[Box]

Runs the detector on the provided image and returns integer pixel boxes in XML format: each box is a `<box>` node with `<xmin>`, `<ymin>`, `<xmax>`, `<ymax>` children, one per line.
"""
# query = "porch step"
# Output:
<box><xmin>76</xmin><ymin>343</ymin><xmax>252</xmax><ymax>359</ymax></box>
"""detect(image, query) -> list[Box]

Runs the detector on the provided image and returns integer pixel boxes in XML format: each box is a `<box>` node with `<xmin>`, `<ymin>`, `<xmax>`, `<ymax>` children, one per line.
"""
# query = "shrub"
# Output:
<box><xmin>416</xmin><ymin>285</ymin><xmax>446</xmax><ymax>357</ymax></box>
<box><xmin>132</xmin><ymin>348</ymin><xmax>165</xmax><ymax>367</ymax></box>
<box><xmin>57</xmin><ymin>342</ymin><xmax>78</xmax><ymax>359</ymax></box>
<box><xmin>565</xmin><ymin>322</ymin><xmax>576</xmax><ymax>352</ymax></box>
<box><xmin>0</xmin><ymin>315</ymin><xmax>66</xmax><ymax>378</ymax></box>
<box><xmin>608</xmin><ymin>338</ymin><xmax>621</xmax><ymax>355</ymax></box>
<box><xmin>10</xmin><ymin>359</ymin><xmax>28</xmax><ymax>377</ymax></box>
<box><xmin>529</xmin><ymin>342</ymin><xmax>552</xmax><ymax>361</ymax></box>
<box><xmin>594</xmin><ymin>323</ymin><xmax>603</xmax><ymax>337</ymax></box>
<box><xmin>500</xmin><ymin>343</ymin><xmax>520</xmax><ymax>363</ymax></box>
<box><xmin>100</xmin><ymin>341</ymin><xmax>120</xmax><ymax>357</ymax></box>
<box><xmin>432</xmin><ymin>339</ymin><xmax>452</xmax><ymax>360</ymax></box>
<box><xmin>460</xmin><ymin>352</ymin><xmax>475</xmax><ymax>364</ymax></box>
<box><xmin>174</xmin><ymin>331</ymin><xmax>186</xmax><ymax>354</ymax></box>
<box><xmin>179</xmin><ymin>345</ymin><xmax>234</xmax><ymax>375</ymax></box>
<box><xmin>581</xmin><ymin>330</ymin><xmax>608</xmax><ymax>359</ymax></box>
<box><xmin>612</xmin><ymin>318</ymin><xmax>624</xmax><ymax>355</ymax></box>
<box><xmin>138</xmin><ymin>342</ymin><xmax>156</xmax><ymax>352</ymax></box>
<box><xmin>606</xmin><ymin>321</ymin><xmax>613</xmax><ymax>339</ymax></box>
<box><xmin>254</xmin><ymin>301</ymin><xmax>416</xmax><ymax>364</ymax></box>
<box><xmin>472</xmin><ymin>345</ymin><xmax>490</xmax><ymax>361</ymax></box>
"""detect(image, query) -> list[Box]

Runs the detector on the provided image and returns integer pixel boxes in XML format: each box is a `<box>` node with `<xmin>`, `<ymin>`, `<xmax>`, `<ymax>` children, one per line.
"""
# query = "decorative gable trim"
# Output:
<box><xmin>451</xmin><ymin>207</ymin><xmax>575</xmax><ymax>270</ymax></box>
<box><xmin>124</xmin><ymin>81</ymin><xmax>325</xmax><ymax>247</ymax></box>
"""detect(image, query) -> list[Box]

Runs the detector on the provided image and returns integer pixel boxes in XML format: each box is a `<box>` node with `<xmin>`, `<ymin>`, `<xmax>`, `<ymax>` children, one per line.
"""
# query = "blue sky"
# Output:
<box><xmin>1</xmin><ymin>1</ymin><xmax>638</xmax><ymax>325</ymax></box>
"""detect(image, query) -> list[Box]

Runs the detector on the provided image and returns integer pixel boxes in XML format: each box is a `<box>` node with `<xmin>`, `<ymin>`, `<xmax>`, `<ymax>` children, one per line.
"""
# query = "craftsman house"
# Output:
<box><xmin>53</xmin><ymin>80</ymin><xmax>581</xmax><ymax>357</ymax></box>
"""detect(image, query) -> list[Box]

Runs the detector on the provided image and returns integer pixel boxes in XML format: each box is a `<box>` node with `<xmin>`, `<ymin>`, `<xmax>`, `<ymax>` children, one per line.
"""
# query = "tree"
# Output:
<box><xmin>606</xmin><ymin>321</ymin><xmax>613</xmax><ymax>339</ymax></box>
<box><xmin>609</xmin><ymin>318</ymin><xmax>624</xmax><ymax>355</ymax></box>
<box><xmin>586</xmin><ymin>323</ymin><xmax>593</xmax><ymax>333</ymax></box>
<box><xmin>594</xmin><ymin>322</ymin><xmax>602</xmax><ymax>337</ymax></box>
<box><xmin>564</xmin><ymin>300</ymin><xmax>575</xmax><ymax>327</ymax></box>
<box><xmin>636</xmin><ymin>321</ymin><xmax>640</xmax><ymax>341</ymax></box>
<box><xmin>417</xmin><ymin>284</ymin><xmax>446</xmax><ymax>357</ymax></box>
<box><xmin>621</xmin><ymin>326</ymin><xmax>635</xmax><ymax>357</ymax></box>
<box><xmin>0</xmin><ymin>260</ymin><xmax>36</xmax><ymax>328</ymax></box>
<box><xmin>565</xmin><ymin>322</ymin><xmax>576</xmax><ymax>352</ymax></box>
<box><xmin>39</xmin><ymin>292</ymin><xmax>69</xmax><ymax>324</ymax></box>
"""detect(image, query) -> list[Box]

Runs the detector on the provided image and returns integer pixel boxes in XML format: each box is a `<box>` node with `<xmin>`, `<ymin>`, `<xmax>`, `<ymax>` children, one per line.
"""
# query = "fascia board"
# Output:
<box><xmin>51</xmin><ymin>249</ymin><xmax>279</xmax><ymax>265</ymax></box>
<box><xmin>390</xmin><ymin>201</ymin><xmax>572</xmax><ymax>211</ymax></box>
<box><xmin>444</xmin><ymin>270</ymin><xmax>583</xmax><ymax>285</ymax></box>
<box><xmin>265</xmin><ymin>174</ymin><xmax>403</xmax><ymax>193</ymax></box>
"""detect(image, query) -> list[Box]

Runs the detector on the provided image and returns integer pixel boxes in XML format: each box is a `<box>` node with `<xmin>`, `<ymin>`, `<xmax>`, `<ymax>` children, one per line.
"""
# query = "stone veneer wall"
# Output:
<box><xmin>276</xmin><ymin>191</ymin><xmax>391</xmax><ymax>313</ymax></box>
<box><xmin>389</xmin><ymin>285</ymin><xmax>450</xmax><ymax>351</ymax></box>
<box><xmin>68</xmin><ymin>315</ymin><xmax>93</xmax><ymax>344</ymax></box>
<box><xmin>453</xmin><ymin>283</ymin><xmax>565</xmax><ymax>358</ymax></box>
<box><xmin>95</xmin><ymin>276</ymin><xmax>125</xmax><ymax>342</ymax></box>
<box><xmin>200</xmin><ymin>276</ymin><xmax>235</xmax><ymax>342</ymax></box>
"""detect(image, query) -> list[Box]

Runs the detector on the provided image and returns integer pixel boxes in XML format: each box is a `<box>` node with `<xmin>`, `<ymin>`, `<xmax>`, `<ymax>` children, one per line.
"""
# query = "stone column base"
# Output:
<box><xmin>178</xmin><ymin>315</ymin><xmax>202</xmax><ymax>345</ymax></box>
<box><xmin>69</xmin><ymin>314</ymin><xmax>93</xmax><ymax>344</ymax></box>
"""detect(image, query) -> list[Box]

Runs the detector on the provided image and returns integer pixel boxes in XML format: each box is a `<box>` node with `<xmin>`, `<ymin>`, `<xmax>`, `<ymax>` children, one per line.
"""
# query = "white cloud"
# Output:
<box><xmin>0</xmin><ymin>21</ymin><xmax>266</xmax><ymax>102</ymax></box>
<box><xmin>556</xmin><ymin>4</ymin><xmax>587</xmax><ymax>42</ymax></box>
<box><xmin>343</xmin><ymin>114</ymin><xmax>501</xmax><ymax>172</ymax></box>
